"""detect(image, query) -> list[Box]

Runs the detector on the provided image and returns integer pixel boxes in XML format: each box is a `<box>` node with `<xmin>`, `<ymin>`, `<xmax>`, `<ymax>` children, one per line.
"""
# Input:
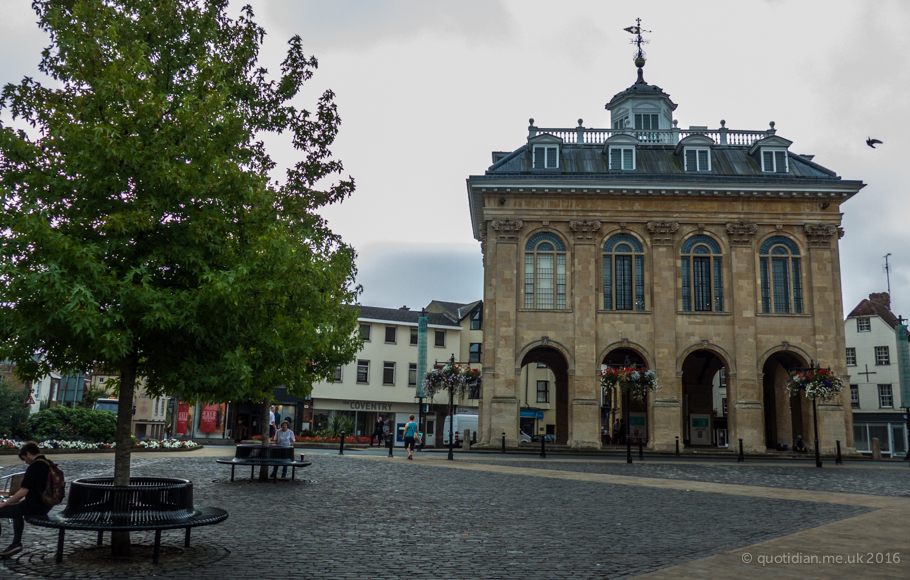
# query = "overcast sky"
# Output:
<box><xmin>1</xmin><ymin>1</ymin><xmax>907</xmax><ymax>319</ymax></box>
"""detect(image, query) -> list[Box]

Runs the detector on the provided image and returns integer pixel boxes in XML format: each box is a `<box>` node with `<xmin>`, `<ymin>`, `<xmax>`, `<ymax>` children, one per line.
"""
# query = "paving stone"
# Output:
<box><xmin>0</xmin><ymin>455</ymin><xmax>872</xmax><ymax>579</ymax></box>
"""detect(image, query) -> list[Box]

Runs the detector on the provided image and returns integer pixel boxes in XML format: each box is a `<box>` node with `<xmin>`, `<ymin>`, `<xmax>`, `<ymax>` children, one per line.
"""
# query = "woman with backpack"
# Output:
<box><xmin>404</xmin><ymin>414</ymin><xmax>419</xmax><ymax>460</ymax></box>
<box><xmin>0</xmin><ymin>441</ymin><xmax>58</xmax><ymax>558</ymax></box>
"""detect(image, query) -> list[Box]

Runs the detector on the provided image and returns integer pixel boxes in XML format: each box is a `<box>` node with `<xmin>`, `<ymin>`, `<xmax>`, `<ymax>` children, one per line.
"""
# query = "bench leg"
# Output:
<box><xmin>97</xmin><ymin>530</ymin><xmax>103</xmax><ymax>546</ymax></box>
<box><xmin>230</xmin><ymin>465</ymin><xmax>235</xmax><ymax>482</ymax></box>
<box><xmin>153</xmin><ymin>529</ymin><xmax>162</xmax><ymax>565</ymax></box>
<box><xmin>185</xmin><ymin>527</ymin><xmax>191</xmax><ymax>548</ymax></box>
<box><xmin>291</xmin><ymin>466</ymin><xmax>296</xmax><ymax>481</ymax></box>
<box><xmin>56</xmin><ymin>529</ymin><xmax>65</xmax><ymax>564</ymax></box>
<box><xmin>250</xmin><ymin>465</ymin><xmax>254</xmax><ymax>479</ymax></box>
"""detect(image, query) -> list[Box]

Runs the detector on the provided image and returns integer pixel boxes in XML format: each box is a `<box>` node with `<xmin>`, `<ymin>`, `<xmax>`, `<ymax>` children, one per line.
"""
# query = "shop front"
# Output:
<box><xmin>312</xmin><ymin>398</ymin><xmax>419</xmax><ymax>447</ymax></box>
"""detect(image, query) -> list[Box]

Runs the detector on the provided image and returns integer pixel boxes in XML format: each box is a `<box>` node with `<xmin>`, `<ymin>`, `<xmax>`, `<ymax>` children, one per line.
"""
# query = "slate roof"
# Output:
<box><xmin>846</xmin><ymin>299</ymin><xmax>901</xmax><ymax>329</ymax></box>
<box><xmin>426</xmin><ymin>300</ymin><xmax>482</xmax><ymax>322</ymax></box>
<box><xmin>486</xmin><ymin>144</ymin><xmax>841</xmax><ymax>182</ymax></box>
<box><xmin>356</xmin><ymin>305</ymin><xmax>459</xmax><ymax>327</ymax></box>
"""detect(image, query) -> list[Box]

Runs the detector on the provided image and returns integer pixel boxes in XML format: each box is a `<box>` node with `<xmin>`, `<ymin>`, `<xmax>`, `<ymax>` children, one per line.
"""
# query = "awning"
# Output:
<box><xmin>520</xmin><ymin>410</ymin><xmax>544</xmax><ymax>420</ymax></box>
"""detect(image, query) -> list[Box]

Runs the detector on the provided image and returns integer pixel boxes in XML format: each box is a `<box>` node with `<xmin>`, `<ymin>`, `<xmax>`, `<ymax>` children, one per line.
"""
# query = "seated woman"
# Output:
<box><xmin>794</xmin><ymin>435</ymin><xmax>808</xmax><ymax>452</ymax></box>
<box><xmin>271</xmin><ymin>421</ymin><xmax>296</xmax><ymax>478</ymax></box>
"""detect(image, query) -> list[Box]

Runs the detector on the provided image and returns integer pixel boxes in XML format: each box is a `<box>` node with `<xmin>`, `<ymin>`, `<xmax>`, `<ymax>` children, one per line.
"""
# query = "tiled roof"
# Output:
<box><xmin>486</xmin><ymin>144</ymin><xmax>840</xmax><ymax>181</ymax></box>
<box><xmin>846</xmin><ymin>299</ymin><xmax>900</xmax><ymax>329</ymax></box>
<box><xmin>427</xmin><ymin>300</ymin><xmax>482</xmax><ymax>321</ymax></box>
<box><xmin>356</xmin><ymin>305</ymin><xmax>459</xmax><ymax>327</ymax></box>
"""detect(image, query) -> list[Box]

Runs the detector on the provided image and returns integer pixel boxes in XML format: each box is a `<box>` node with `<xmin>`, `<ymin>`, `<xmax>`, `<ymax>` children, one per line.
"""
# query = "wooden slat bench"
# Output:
<box><xmin>0</xmin><ymin>471</ymin><xmax>25</xmax><ymax>499</ymax></box>
<box><xmin>216</xmin><ymin>444</ymin><xmax>311</xmax><ymax>482</ymax></box>
<box><xmin>24</xmin><ymin>477</ymin><xmax>227</xmax><ymax>564</ymax></box>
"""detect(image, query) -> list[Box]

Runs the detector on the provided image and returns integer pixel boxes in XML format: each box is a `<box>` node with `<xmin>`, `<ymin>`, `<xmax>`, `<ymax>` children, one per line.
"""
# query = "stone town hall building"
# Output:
<box><xmin>465</xmin><ymin>49</ymin><xmax>865</xmax><ymax>453</ymax></box>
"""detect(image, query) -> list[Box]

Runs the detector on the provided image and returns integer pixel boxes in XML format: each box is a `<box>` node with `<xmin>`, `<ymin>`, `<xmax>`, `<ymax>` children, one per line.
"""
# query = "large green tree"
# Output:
<box><xmin>0</xmin><ymin>0</ymin><xmax>361</xmax><ymax>553</ymax></box>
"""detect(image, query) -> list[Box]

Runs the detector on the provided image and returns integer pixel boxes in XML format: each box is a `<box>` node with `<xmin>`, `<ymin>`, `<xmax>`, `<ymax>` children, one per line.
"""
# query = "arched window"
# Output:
<box><xmin>524</xmin><ymin>233</ymin><xmax>566</xmax><ymax>309</ymax></box>
<box><xmin>603</xmin><ymin>234</ymin><xmax>645</xmax><ymax>311</ymax></box>
<box><xmin>759</xmin><ymin>236</ymin><xmax>803</xmax><ymax>314</ymax></box>
<box><xmin>681</xmin><ymin>235</ymin><xmax>723</xmax><ymax>312</ymax></box>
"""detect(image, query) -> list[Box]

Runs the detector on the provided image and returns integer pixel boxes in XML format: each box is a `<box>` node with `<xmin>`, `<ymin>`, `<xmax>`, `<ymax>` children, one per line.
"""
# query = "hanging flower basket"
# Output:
<box><xmin>422</xmin><ymin>364</ymin><xmax>481</xmax><ymax>399</ymax></box>
<box><xmin>600</xmin><ymin>367</ymin><xmax>658</xmax><ymax>402</ymax></box>
<box><xmin>785</xmin><ymin>367</ymin><xmax>844</xmax><ymax>401</ymax></box>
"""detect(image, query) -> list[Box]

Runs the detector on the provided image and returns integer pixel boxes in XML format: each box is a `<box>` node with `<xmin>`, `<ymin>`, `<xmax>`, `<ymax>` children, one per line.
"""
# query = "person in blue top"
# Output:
<box><xmin>404</xmin><ymin>414</ymin><xmax>419</xmax><ymax>460</ymax></box>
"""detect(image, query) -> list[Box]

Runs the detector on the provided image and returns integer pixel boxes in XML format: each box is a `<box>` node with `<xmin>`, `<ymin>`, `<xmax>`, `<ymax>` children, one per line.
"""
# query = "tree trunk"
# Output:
<box><xmin>112</xmin><ymin>351</ymin><xmax>138</xmax><ymax>557</ymax></box>
<box><xmin>258</xmin><ymin>398</ymin><xmax>271</xmax><ymax>481</ymax></box>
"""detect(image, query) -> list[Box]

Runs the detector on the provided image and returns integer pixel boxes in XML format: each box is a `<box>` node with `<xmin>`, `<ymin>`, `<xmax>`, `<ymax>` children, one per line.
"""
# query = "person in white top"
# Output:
<box><xmin>268</xmin><ymin>406</ymin><xmax>277</xmax><ymax>440</ymax></box>
<box><xmin>271</xmin><ymin>421</ymin><xmax>296</xmax><ymax>478</ymax></box>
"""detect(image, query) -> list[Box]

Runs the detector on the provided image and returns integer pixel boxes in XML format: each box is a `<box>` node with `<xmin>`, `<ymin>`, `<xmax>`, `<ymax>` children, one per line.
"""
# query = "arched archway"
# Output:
<box><xmin>602</xmin><ymin>348</ymin><xmax>647</xmax><ymax>446</ymax></box>
<box><xmin>681</xmin><ymin>349</ymin><xmax>728</xmax><ymax>447</ymax></box>
<box><xmin>520</xmin><ymin>346</ymin><xmax>569</xmax><ymax>444</ymax></box>
<box><xmin>762</xmin><ymin>350</ymin><xmax>808</xmax><ymax>449</ymax></box>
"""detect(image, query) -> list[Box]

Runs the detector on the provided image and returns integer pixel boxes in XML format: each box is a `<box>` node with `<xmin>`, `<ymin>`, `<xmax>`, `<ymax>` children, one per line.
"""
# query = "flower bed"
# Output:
<box><xmin>0</xmin><ymin>438</ymin><xmax>200</xmax><ymax>451</ymax></box>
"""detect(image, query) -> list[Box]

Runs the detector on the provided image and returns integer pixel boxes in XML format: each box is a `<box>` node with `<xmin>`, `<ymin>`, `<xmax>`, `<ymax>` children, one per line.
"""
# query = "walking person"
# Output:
<box><xmin>372</xmin><ymin>416</ymin><xmax>384</xmax><ymax>447</ymax></box>
<box><xmin>404</xmin><ymin>414</ymin><xmax>419</xmax><ymax>460</ymax></box>
<box><xmin>271</xmin><ymin>421</ymin><xmax>296</xmax><ymax>478</ymax></box>
<box><xmin>384</xmin><ymin>420</ymin><xmax>393</xmax><ymax>457</ymax></box>
<box><xmin>612</xmin><ymin>418</ymin><xmax>620</xmax><ymax>445</ymax></box>
<box><xmin>268</xmin><ymin>405</ymin><xmax>277</xmax><ymax>440</ymax></box>
<box><xmin>0</xmin><ymin>442</ymin><xmax>55</xmax><ymax>558</ymax></box>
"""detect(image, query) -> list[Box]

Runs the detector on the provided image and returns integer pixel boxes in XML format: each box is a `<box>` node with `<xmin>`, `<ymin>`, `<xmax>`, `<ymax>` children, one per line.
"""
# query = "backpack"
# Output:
<box><xmin>36</xmin><ymin>458</ymin><xmax>66</xmax><ymax>507</ymax></box>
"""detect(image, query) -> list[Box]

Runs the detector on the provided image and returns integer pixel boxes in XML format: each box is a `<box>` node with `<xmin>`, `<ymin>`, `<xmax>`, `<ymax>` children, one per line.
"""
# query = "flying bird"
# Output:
<box><xmin>867</xmin><ymin>138</ymin><xmax>883</xmax><ymax>148</ymax></box>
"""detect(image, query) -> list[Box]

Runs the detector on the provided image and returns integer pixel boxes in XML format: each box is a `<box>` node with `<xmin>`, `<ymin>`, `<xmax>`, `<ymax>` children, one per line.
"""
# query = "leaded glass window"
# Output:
<box><xmin>603</xmin><ymin>234</ymin><xmax>645</xmax><ymax>311</ymax></box>
<box><xmin>681</xmin><ymin>235</ymin><xmax>723</xmax><ymax>312</ymax></box>
<box><xmin>759</xmin><ymin>236</ymin><xmax>803</xmax><ymax>314</ymax></box>
<box><xmin>524</xmin><ymin>233</ymin><xmax>567</xmax><ymax>310</ymax></box>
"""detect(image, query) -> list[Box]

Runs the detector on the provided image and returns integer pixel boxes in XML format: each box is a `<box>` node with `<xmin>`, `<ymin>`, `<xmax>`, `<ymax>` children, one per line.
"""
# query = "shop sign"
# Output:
<box><xmin>200</xmin><ymin>403</ymin><xmax>220</xmax><ymax>432</ymax></box>
<box><xmin>176</xmin><ymin>402</ymin><xmax>189</xmax><ymax>435</ymax></box>
<box><xmin>342</xmin><ymin>400</ymin><xmax>396</xmax><ymax>411</ymax></box>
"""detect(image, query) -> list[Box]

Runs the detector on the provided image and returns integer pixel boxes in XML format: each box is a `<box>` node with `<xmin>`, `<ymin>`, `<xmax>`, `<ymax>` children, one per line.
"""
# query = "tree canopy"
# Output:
<box><xmin>0</xmin><ymin>0</ymin><xmax>361</xmax><ymax>453</ymax></box>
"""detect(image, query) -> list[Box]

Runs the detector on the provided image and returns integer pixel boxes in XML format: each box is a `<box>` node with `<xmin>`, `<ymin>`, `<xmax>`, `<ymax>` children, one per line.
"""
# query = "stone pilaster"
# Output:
<box><xmin>569</xmin><ymin>233</ymin><xmax>599</xmax><ymax>448</ymax></box>
<box><xmin>650</xmin><ymin>241</ymin><xmax>680</xmax><ymax>451</ymax></box>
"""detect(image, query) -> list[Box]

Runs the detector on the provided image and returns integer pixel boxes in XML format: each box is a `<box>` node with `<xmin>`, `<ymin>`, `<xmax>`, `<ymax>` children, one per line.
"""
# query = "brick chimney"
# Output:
<box><xmin>869</xmin><ymin>292</ymin><xmax>890</xmax><ymax>310</ymax></box>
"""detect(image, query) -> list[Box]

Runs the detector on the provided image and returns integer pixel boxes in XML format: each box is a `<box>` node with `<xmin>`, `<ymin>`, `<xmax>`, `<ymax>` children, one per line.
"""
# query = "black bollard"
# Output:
<box><xmin>638</xmin><ymin>437</ymin><xmax>644</xmax><ymax>461</ymax></box>
<box><xmin>339</xmin><ymin>430</ymin><xmax>345</xmax><ymax>455</ymax></box>
<box><xmin>675</xmin><ymin>436</ymin><xmax>680</xmax><ymax>458</ymax></box>
<box><xmin>387</xmin><ymin>433</ymin><xmax>393</xmax><ymax>457</ymax></box>
<box><xmin>502</xmin><ymin>432</ymin><xmax>506</xmax><ymax>453</ymax></box>
<box><xmin>737</xmin><ymin>438</ymin><xmax>744</xmax><ymax>463</ymax></box>
<box><xmin>836</xmin><ymin>440</ymin><xmax>843</xmax><ymax>465</ymax></box>
<box><xmin>540</xmin><ymin>435</ymin><xmax>546</xmax><ymax>459</ymax></box>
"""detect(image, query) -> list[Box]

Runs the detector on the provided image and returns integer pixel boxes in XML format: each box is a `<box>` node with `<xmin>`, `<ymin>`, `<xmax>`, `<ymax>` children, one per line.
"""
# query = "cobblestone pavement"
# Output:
<box><xmin>0</xmin><ymin>455</ymin><xmax>875</xmax><ymax>579</ymax></box>
<box><xmin>458</xmin><ymin>458</ymin><xmax>910</xmax><ymax>498</ymax></box>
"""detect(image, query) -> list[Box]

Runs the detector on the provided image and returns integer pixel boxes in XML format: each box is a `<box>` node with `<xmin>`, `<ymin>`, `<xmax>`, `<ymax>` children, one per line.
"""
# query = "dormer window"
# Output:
<box><xmin>609</xmin><ymin>147</ymin><xmax>635</xmax><ymax>171</ymax></box>
<box><xmin>612</xmin><ymin>116</ymin><xmax>628</xmax><ymax>130</ymax></box>
<box><xmin>684</xmin><ymin>148</ymin><xmax>711</xmax><ymax>172</ymax></box>
<box><xmin>762</xmin><ymin>149</ymin><xmax>788</xmax><ymax>173</ymax></box>
<box><xmin>533</xmin><ymin>145</ymin><xmax>559</xmax><ymax>169</ymax></box>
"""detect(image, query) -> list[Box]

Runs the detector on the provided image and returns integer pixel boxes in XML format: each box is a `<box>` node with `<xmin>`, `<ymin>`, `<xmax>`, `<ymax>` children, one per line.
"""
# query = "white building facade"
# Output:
<box><xmin>845</xmin><ymin>292</ymin><xmax>908</xmax><ymax>457</ymax></box>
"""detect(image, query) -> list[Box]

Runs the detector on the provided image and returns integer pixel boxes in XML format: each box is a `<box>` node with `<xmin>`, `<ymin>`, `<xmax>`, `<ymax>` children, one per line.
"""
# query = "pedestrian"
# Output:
<box><xmin>794</xmin><ymin>435</ymin><xmax>807</xmax><ymax>452</ymax></box>
<box><xmin>404</xmin><ymin>414</ymin><xmax>419</xmax><ymax>460</ymax></box>
<box><xmin>271</xmin><ymin>421</ymin><xmax>296</xmax><ymax>478</ymax></box>
<box><xmin>0</xmin><ymin>442</ymin><xmax>55</xmax><ymax>558</ymax></box>
<box><xmin>383</xmin><ymin>420</ymin><xmax>393</xmax><ymax>456</ymax></box>
<box><xmin>268</xmin><ymin>405</ymin><xmax>277</xmax><ymax>440</ymax></box>
<box><xmin>372</xmin><ymin>415</ymin><xmax>384</xmax><ymax>447</ymax></box>
<box><xmin>612</xmin><ymin>418</ymin><xmax>620</xmax><ymax>445</ymax></box>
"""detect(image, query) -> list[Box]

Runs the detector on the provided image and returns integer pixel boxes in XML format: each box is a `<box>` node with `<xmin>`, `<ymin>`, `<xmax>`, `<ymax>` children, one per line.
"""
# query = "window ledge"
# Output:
<box><xmin>676</xmin><ymin>310</ymin><xmax>732</xmax><ymax>316</ymax></box>
<box><xmin>519</xmin><ymin>308</ymin><xmax>573</xmax><ymax>313</ymax></box>
<box><xmin>598</xmin><ymin>310</ymin><xmax>652</xmax><ymax>315</ymax></box>
<box><xmin>756</xmin><ymin>312</ymin><xmax>812</xmax><ymax>317</ymax></box>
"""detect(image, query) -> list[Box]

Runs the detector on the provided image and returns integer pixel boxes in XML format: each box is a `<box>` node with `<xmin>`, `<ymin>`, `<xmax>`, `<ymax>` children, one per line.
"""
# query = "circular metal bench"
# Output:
<box><xmin>24</xmin><ymin>477</ymin><xmax>228</xmax><ymax>564</ymax></box>
<box><xmin>216</xmin><ymin>444</ymin><xmax>311</xmax><ymax>481</ymax></box>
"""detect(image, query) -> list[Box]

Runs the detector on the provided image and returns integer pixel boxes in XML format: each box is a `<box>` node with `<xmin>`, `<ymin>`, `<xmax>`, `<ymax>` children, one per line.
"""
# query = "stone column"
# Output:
<box><xmin>647</xmin><ymin>221</ymin><xmax>680</xmax><ymax>452</ymax></box>
<box><xmin>486</xmin><ymin>219</ymin><xmax>522</xmax><ymax>446</ymax></box>
<box><xmin>726</xmin><ymin>223</ymin><xmax>763</xmax><ymax>452</ymax></box>
<box><xmin>805</xmin><ymin>223</ymin><xmax>848</xmax><ymax>453</ymax></box>
<box><xmin>568</xmin><ymin>220</ymin><xmax>600</xmax><ymax>448</ymax></box>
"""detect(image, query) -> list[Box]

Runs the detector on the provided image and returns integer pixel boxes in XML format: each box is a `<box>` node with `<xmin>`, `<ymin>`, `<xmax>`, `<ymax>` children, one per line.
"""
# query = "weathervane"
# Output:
<box><xmin>624</xmin><ymin>18</ymin><xmax>651</xmax><ymax>83</ymax></box>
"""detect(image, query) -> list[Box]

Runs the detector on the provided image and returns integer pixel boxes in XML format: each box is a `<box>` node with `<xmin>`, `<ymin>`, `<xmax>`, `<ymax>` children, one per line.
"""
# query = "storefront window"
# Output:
<box><xmin>275</xmin><ymin>405</ymin><xmax>297</xmax><ymax>432</ymax></box>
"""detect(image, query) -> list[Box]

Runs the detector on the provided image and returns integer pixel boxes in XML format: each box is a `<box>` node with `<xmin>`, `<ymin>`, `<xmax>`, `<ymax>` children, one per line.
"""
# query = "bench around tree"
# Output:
<box><xmin>24</xmin><ymin>476</ymin><xmax>227</xmax><ymax>565</ymax></box>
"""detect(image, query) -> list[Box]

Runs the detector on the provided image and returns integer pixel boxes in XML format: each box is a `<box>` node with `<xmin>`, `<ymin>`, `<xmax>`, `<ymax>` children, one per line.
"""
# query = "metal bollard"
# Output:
<box><xmin>675</xmin><ymin>436</ymin><xmax>680</xmax><ymax>458</ymax></box>
<box><xmin>502</xmin><ymin>432</ymin><xmax>506</xmax><ymax>453</ymax></box>
<box><xmin>387</xmin><ymin>433</ymin><xmax>393</xmax><ymax>457</ymax></box>
<box><xmin>836</xmin><ymin>440</ymin><xmax>843</xmax><ymax>465</ymax></box>
<box><xmin>540</xmin><ymin>435</ymin><xmax>546</xmax><ymax>459</ymax></box>
<box><xmin>737</xmin><ymin>438</ymin><xmax>744</xmax><ymax>463</ymax></box>
<box><xmin>638</xmin><ymin>437</ymin><xmax>644</xmax><ymax>461</ymax></box>
<box><xmin>339</xmin><ymin>430</ymin><xmax>345</xmax><ymax>455</ymax></box>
